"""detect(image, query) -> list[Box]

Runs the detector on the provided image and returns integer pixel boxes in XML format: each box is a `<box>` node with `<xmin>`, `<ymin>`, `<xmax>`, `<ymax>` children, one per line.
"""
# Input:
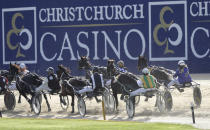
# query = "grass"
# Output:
<box><xmin>0</xmin><ymin>118</ymin><xmax>199</xmax><ymax>130</ymax></box>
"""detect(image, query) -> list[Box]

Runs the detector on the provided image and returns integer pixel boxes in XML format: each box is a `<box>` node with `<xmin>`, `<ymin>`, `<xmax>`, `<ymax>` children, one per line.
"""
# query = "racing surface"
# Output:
<box><xmin>0</xmin><ymin>74</ymin><xmax>210</xmax><ymax>129</ymax></box>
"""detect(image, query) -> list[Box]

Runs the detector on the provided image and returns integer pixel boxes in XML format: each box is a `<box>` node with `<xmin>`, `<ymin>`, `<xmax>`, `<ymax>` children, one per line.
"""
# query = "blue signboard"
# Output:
<box><xmin>0</xmin><ymin>0</ymin><xmax>210</xmax><ymax>75</ymax></box>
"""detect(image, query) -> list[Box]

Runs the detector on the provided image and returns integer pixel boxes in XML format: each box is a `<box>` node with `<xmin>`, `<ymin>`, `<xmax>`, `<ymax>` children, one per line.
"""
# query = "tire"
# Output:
<box><xmin>37</xmin><ymin>93</ymin><xmax>42</xmax><ymax>104</ymax></box>
<box><xmin>60</xmin><ymin>95</ymin><xmax>69</xmax><ymax>110</ymax></box>
<box><xmin>126</xmin><ymin>97</ymin><xmax>135</xmax><ymax>118</ymax></box>
<box><xmin>4</xmin><ymin>92</ymin><xmax>16</xmax><ymax>111</ymax></box>
<box><xmin>77</xmin><ymin>97</ymin><xmax>86</xmax><ymax>117</ymax></box>
<box><xmin>102</xmin><ymin>93</ymin><xmax>116</xmax><ymax>114</ymax></box>
<box><xmin>164</xmin><ymin>91</ymin><xmax>173</xmax><ymax>111</ymax></box>
<box><xmin>135</xmin><ymin>96</ymin><xmax>140</xmax><ymax>105</ymax></box>
<box><xmin>157</xmin><ymin>92</ymin><xmax>166</xmax><ymax>113</ymax></box>
<box><xmin>31</xmin><ymin>94</ymin><xmax>41</xmax><ymax>115</ymax></box>
<box><xmin>193</xmin><ymin>87</ymin><xmax>202</xmax><ymax>107</ymax></box>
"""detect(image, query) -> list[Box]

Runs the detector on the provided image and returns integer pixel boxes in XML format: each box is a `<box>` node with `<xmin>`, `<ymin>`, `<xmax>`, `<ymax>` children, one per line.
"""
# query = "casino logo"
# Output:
<box><xmin>149</xmin><ymin>1</ymin><xmax>187</xmax><ymax>61</ymax></box>
<box><xmin>2</xmin><ymin>7</ymin><xmax>37</xmax><ymax>64</ymax></box>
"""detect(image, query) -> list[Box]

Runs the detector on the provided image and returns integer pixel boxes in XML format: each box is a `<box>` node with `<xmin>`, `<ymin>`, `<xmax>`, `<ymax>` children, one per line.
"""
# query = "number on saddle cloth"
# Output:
<box><xmin>141</xmin><ymin>75</ymin><xmax>156</xmax><ymax>89</ymax></box>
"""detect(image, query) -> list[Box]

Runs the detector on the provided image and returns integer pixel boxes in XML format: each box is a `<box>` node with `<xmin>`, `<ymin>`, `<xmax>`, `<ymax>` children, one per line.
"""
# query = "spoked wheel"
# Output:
<box><xmin>77</xmin><ymin>97</ymin><xmax>86</xmax><ymax>117</ymax></box>
<box><xmin>60</xmin><ymin>95</ymin><xmax>69</xmax><ymax>110</ymax></box>
<box><xmin>135</xmin><ymin>96</ymin><xmax>140</xmax><ymax>105</ymax></box>
<box><xmin>163</xmin><ymin>90</ymin><xmax>173</xmax><ymax>111</ymax></box>
<box><xmin>157</xmin><ymin>92</ymin><xmax>167</xmax><ymax>113</ymax></box>
<box><xmin>193</xmin><ymin>87</ymin><xmax>202</xmax><ymax>107</ymax></box>
<box><xmin>31</xmin><ymin>94</ymin><xmax>41</xmax><ymax>115</ymax></box>
<box><xmin>102</xmin><ymin>91</ymin><xmax>116</xmax><ymax>114</ymax></box>
<box><xmin>126</xmin><ymin>97</ymin><xmax>135</xmax><ymax>118</ymax></box>
<box><xmin>37</xmin><ymin>93</ymin><xmax>42</xmax><ymax>105</ymax></box>
<box><xmin>4</xmin><ymin>91</ymin><xmax>16</xmax><ymax>111</ymax></box>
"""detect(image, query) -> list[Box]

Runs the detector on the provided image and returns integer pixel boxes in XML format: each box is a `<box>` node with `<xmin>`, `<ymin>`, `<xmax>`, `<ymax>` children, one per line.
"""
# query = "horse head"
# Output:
<box><xmin>57</xmin><ymin>64</ymin><xmax>71</xmax><ymax>80</ymax></box>
<box><xmin>137</xmin><ymin>55</ymin><xmax>148</xmax><ymax>71</ymax></box>
<box><xmin>78</xmin><ymin>56</ymin><xmax>92</xmax><ymax>70</ymax></box>
<box><xmin>9</xmin><ymin>63</ymin><xmax>20</xmax><ymax>76</ymax></box>
<box><xmin>107</xmin><ymin>59</ymin><xmax>117</xmax><ymax>77</ymax></box>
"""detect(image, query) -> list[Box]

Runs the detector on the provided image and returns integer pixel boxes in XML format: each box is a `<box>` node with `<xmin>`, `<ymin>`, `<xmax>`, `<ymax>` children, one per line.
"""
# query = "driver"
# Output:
<box><xmin>130</xmin><ymin>68</ymin><xmax>157</xmax><ymax>101</ymax></box>
<box><xmin>19</xmin><ymin>63</ymin><xmax>29</xmax><ymax>76</ymax></box>
<box><xmin>167</xmin><ymin>60</ymin><xmax>192</xmax><ymax>91</ymax></box>
<box><xmin>116</xmin><ymin>60</ymin><xmax>127</xmax><ymax>73</ymax></box>
<box><xmin>36</xmin><ymin>67</ymin><xmax>61</xmax><ymax>94</ymax></box>
<box><xmin>77</xmin><ymin>67</ymin><xmax>104</xmax><ymax>94</ymax></box>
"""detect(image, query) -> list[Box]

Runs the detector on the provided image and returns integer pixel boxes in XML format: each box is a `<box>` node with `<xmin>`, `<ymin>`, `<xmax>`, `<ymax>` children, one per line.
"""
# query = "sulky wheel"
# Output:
<box><xmin>126</xmin><ymin>96</ymin><xmax>135</xmax><ymax>118</ymax></box>
<box><xmin>157</xmin><ymin>92</ymin><xmax>167</xmax><ymax>113</ymax></box>
<box><xmin>31</xmin><ymin>94</ymin><xmax>41</xmax><ymax>115</ymax></box>
<box><xmin>4</xmin><ymin>91</ymin><xmax>16</xmax><ymax>111</ymax></box>
<box><xmin>102</xmin><ymin>91</ymin><xmax>116</xmax><ymax>114</ymax></box>
<box><xmin>135</xmin><ymin>96</ymin><xmax>140</xmax><ymax>105</ymax></box>
<box><xmin>193</xmin><ymin>87</ymin><xmax>202</xmax><ymax>107</ymax></box>
<box><xmin>77</xmin><ymin>97</ymin><xmax>86</xmax><ymax>117</ymax></box>
<box><xmin>163</xmin><ymin>90</ymin><xmax>173</xmax><ymax>111</ymax></box>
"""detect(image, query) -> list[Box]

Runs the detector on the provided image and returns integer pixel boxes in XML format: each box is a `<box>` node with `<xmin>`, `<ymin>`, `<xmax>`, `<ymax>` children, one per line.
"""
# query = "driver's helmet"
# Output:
<box><xmin>178</xmin><ymin>60</ymin><xmax>185</xmax><ymax>67</ymax></box>
<box><xmin>117</xmin><ymin>60</ymin><xmax>124</xmax><ymax>68</ymax></box>
<box><xmin>46</xmin><ymin>67</ymin><xmax>54</xmax><ymax>74</ymax></box>
<box><xmin>142</xmin><ymin>68</ymin><xmax>149</xmax><ymax>75</ymax></box>
<box><xmin>20</xmin><ymin>63</ymin><xmax>26</xmax><ymax>69</ymax></box>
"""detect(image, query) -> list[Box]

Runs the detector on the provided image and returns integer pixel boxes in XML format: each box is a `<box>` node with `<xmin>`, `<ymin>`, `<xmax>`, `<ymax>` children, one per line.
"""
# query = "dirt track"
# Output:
<box><xmin>0</xmin><ymin>74</ymin><xmax>210</xmax><ymax>129</ymax></box>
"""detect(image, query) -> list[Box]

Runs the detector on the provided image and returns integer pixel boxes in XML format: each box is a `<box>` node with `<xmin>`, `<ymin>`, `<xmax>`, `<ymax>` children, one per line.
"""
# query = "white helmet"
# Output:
<box><xmin>178</xmin><ymin>60</ymin><xmax>185</xmax><ymax>66</ymax></box>
<box><xmin>117</xmin><ymin>60</ymin><xmax>124</xmax><ymax>66</ymax></box>
<box><xmin>46</xmin><ymin>67</ymin><xmax>54</xmax><ymax>73</ymax></box>
<box><xmin>20</xmin><ymin>63</ymin><xmax>26</xmax><ymax>69</ymax></box>
<box><xmin>142</xmin><ymin>68</ymin><xmax>149</xmax><ymax>75</ymax></box>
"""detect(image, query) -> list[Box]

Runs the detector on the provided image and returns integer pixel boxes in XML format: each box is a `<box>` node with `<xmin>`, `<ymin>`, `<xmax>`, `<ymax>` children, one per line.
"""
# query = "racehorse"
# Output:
<box><xmin>78</xmin><ymin>56</ymin><xmax>108</xmax><ymax>79</ymax></box>
<box><xmin>9</xmin><ymin>63</ymin><xmax>51</xmax><ymax>112</ymax></box>
<box><xmin>106</xmin><ymin>60</ymin><xmax>140</xmax><ymax>108</ymax></box>
<box><xmin>56</xmin><ymin>64</ymin><xmax>90</xmax><ymax>113</ymax></box>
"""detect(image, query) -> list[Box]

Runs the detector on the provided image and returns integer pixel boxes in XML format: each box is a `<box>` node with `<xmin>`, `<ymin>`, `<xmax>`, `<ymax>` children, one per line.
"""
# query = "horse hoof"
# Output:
<box><xmin>48</xmin><ymin>109</ymin><xmax>51</xmax><ymax>112</ymax></box>
<box><xmin>18</xmin><ymin>101</ymin><xmax>21</xmax><ymax>104</ymax></box>
<box><xmin>71</xmin><ymin>110</ymin><xmax>74</xmax><ymax>113</ymax></box>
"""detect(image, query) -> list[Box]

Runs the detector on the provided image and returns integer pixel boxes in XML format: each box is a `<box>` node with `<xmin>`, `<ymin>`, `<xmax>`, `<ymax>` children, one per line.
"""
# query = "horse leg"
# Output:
<box><xmin>71</xmin><ymin>94</ymin><xmax>74</xmax><ymax>113</ymax></box>
<box><xmin>18</xmin><ymin>94</ymin><xmax>21</xmax><ymax>103</ymax></box>
<box><xmin>43</xmin><ymin>94</ymin><xmax>51</xmax><ymax>112</ymax></box>
<box><xmin>20</xmin><ymin>92</ymin><xmax>33</xmax><ymax>111</ymax></box>
<box><xmin>95</xmin><ymin>96</ymin><xmax>101</xmax><ymax>103</ymax></box>
<box><xmin>113</xmin><ymin>92</ymin><xmax>118</xmax><ymax>109</ymax></box>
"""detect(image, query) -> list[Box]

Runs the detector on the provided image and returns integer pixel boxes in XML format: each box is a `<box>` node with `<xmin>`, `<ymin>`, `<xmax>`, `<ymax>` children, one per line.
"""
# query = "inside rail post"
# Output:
<box><xmin>102</xmin><ymin>100</ymin><xmax>106</xmax><ymax>120</ymax></box>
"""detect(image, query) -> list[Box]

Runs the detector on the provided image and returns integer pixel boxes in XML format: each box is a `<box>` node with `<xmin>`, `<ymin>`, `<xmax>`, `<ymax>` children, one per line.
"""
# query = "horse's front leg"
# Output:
<box><xmin>95</xmin><ymin>96</ymin><xmax>101</xmax><ymax>103</ymax></box>
<box><xmin>71</xmin><ymin>93</ymin><xmax>74</xmax><ymax>113</ymax></box>
<box><xmin>43</xmin><ymin>94</ymin><xmax>51</xmax><ymax>112</ymax></box>
<box><xmin>20</xmin><ymin>92</ymin><xmax>33</xmax><ymax>111</ymax></box>
<box><xmin>18</xmin><ymin>94</ymin><xmax>21</xmax><ymax>103</ymax></box>
<box><xmin>113</xmin><ymin>92</ymin><xmax>119</xmax><ymax>109</ymax></box>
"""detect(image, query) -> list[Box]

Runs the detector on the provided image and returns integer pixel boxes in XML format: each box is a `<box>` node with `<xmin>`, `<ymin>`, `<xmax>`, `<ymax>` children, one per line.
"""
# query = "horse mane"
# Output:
<box><xmin>58</xmin><ymin>64</ymin><xmax>71</xmax><ymax>74</ymax></box>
